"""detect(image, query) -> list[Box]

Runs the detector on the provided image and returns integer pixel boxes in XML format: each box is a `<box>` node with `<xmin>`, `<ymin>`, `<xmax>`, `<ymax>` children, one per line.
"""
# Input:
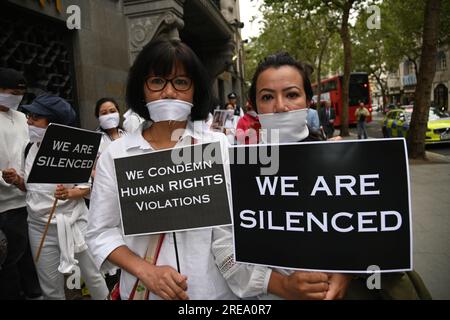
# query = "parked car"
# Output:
<box><xmin>382</xmin><ymin>108</ymin><xmax>450</xmax><ymax>144</ymax></box>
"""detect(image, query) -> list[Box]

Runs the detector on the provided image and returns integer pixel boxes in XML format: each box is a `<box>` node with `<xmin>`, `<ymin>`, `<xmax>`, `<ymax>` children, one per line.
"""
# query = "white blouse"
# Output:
<box><xmin>86</xmin><ymin>120</ymin><xmax>267</xmax><ymax>300</ymax></box>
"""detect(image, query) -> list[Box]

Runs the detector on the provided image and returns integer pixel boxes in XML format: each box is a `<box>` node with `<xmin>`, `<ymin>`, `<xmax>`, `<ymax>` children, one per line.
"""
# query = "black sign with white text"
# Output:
<box><xmin>230</xmin><ymin>139</ymin><xmax>412</xmax><ymax>272</ymax></box>
<box><xmin>27</xmin><ymin>123</ymin><xmax>101</xmax><ymax>184</ymax></box>
<box><xmin>114</xmin><ymin>142</ymin><xmax>232</xmax><ymax>236</ymax></box>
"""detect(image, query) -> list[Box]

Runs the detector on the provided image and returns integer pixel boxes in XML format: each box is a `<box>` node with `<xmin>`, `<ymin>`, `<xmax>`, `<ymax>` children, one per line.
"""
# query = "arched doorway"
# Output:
<box><xmin>434</xmin><ymin>83</ymin><xmax>448</xmax><ymax>111</ymax></box>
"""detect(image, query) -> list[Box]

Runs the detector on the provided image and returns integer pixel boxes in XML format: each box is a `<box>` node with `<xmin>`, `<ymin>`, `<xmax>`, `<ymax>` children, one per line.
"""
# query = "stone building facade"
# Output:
<box><xmin>379</xmin><ymin>45</ymin><xmax>450</xmax><ymax>111</ymax></box>
<box><xmin>0</xmin><ymin>0</ymin><xmax>245</xmax><ymax>129</ymax></box>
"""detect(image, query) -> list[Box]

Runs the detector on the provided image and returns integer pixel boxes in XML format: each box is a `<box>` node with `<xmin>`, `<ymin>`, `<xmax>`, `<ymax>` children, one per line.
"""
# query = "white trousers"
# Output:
<box><xmin>28</xmin><ymin>222</ymin><xmax>109</xmax><ymax>300</ymax></box>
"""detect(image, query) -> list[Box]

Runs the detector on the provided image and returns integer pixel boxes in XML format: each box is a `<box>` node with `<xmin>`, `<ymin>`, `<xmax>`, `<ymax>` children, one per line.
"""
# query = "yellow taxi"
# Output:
<box><xmin>382</xmin><ymin>108</ymin><xmax>450</xmax><ymax>144</ymax></box>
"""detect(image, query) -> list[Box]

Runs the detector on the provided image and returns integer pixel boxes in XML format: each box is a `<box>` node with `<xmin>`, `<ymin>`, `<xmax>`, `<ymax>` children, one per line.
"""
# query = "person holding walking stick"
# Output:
<box><xmin>2</xmin><ymin>94</ymin><xmax>108</xmax><ymax>300</ymax></box>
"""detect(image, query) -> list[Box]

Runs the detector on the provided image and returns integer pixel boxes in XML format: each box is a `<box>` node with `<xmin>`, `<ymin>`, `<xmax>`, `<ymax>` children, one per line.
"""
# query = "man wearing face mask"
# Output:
<box><xmin>0</xmin><ymin>67</ymin><xmax>39</xmax><ymax>299</ymax></box>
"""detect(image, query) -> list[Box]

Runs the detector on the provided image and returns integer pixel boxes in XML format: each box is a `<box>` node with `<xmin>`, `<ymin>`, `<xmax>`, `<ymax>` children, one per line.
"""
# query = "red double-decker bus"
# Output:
<box><xmin>312</xmin><ymin>72</ymin><xmax>372</xmax><ymax>127</ymax></box>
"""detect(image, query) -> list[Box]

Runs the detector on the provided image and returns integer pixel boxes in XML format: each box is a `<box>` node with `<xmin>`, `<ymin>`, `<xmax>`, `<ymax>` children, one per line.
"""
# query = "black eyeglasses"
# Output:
<box><xmin>26</xmin><ymin>113</ymin><xmax>46</xmax><ymax>121</ymax></box>
<box><xmin>145</xmin><ymin>76</ymin><xmax>193</xmax><ymax>92</ymax></box>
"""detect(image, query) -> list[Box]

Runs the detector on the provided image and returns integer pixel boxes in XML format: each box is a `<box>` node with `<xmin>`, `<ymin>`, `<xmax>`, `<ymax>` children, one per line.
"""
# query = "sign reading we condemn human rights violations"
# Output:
<box><xmin>27</xmin><ymin>123</ymin><xmax>102</xmax><ymax>184</ymax></box>
<box><xmin>230</xmin><ymin>139</ymin><xmax>412</xmax><ymax>273</ymax></box>
<box><xmin>114</xmin><ymin>142</ymin><xmax>232</xmax><ymax>236</ymax></box>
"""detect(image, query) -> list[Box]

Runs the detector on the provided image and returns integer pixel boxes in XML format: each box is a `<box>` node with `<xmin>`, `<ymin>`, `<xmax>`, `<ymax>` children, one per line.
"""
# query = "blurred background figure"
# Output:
<box><xmin>224</xmin><ymin>92</ymin><xmax>244</xmax><ymax>117</ymax></box>
<box><xmin>94</xmin><ymin>98</ymin><xmax>127</xmax><ymax>155</ymax></box>
<box><xmin>236</xmin><ymin>100</ymin><xmax>261</xmax><ymax>144</ymax></box>
<box><xmin>318</xmin><ymin>100</ymin><xmax>336</xmax><ymax>139</ymax></box>
<box><xmin>354</xmin><ymin>101</ymin><xmax>370</xmax><ymax>139</ymax></box>
<box><xmin>307</xmin><ymin>102</ymin><xmax>322</xmax><ymax>137</ymax></box>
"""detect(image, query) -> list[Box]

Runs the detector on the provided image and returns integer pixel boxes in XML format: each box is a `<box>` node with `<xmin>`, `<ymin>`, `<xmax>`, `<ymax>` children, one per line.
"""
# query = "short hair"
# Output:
<box><xmin>248</xmin><ymin>52</ymin><xmax>313</xmax><ymax>112</ymax></box>
<box><xmin>126</xmin><ymin>39</ymin><xmax>211</xmax><ymax>121</ymax></box>
<box><xmin>95</xmin><ymin>97</ymin><xmax>120</xmax><ymax>118</ymax></box>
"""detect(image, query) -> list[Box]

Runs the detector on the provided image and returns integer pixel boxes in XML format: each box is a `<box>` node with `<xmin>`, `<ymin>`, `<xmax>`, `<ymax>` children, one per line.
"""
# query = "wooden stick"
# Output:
<box><xmin>35</xmin><ymin>198</ymin><xmax>58</xmax><ymax>263</ymax></box>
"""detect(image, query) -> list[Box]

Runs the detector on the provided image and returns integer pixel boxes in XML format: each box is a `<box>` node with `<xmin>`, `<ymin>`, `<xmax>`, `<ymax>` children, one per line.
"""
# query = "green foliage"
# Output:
<box><xmin>245</xmin><ymin>0</ymin><xmax>450</xmax><ymax>82</ymax></box>
<box><xmin>244</xmin><ymin>0</ymin><xmax>343</xmax><ymax>85</ymax></box>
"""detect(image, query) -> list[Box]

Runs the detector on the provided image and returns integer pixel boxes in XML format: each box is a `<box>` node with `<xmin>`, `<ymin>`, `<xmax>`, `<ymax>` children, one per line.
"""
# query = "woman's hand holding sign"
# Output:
<box><xmin>269</xmin><ymin>271</ymin><xmax>330</xmax><ymax>300</ymax></box>
<box><xmin>324</xmin><ymin>273</ymin><xmax>352</xmax><ymax>300</ymax></box>
<box><xmin>55</xmin><ymin>184</ymin><xmax>70</xmax><ymax>200</ymax></box>
<box><xmin>54</xmin><ymin>184</ymin><xmax>90</xmax><ymax>201</ymax></box>
<box><xmin>138</xmin><ymin>263</ymin><xmax>189</xmax><ymax>300</ymax></box>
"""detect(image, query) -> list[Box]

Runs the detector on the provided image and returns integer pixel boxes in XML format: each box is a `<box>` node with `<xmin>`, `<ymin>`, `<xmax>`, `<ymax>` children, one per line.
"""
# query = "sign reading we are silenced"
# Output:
<box><xmin>230</xmin><ymin>139</ymin><xmax>412</xmax><ymax>273</ymax></box>
<box><xmin>27</xmin><ymin>124</ymin><xmax>102</xmax><ymax>184</ymax></box>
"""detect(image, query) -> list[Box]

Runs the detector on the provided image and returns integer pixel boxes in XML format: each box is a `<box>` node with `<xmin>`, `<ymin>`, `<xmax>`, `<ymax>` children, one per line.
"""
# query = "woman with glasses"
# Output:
<box><xmin>86</xmin><ymin>39</ymin><xmax>237</xmax><ymax>300</ymax></box>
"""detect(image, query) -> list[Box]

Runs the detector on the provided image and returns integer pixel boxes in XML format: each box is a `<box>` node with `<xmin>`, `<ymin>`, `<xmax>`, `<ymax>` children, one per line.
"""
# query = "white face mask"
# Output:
<box><xmin>28</xmin><ymin>125</ymin><xmax>47</xmax><ymax>143</ymax></box>
<box><xmin>258</xmin><ymin>108</ymin><xmax>309</xmax><ymax>143</ymax></box>
<box><xmin>146</xmin><ymin>99</ymin><xmax>193</xmax><ymax>122</ymax></box>
<box><xmin>0</xmin><ymin>93</ymin><xmax>24</xmax><ymax>111</ymax></box>
<box><xmin>98</xmin><ymin>112</ymin><xmax>120</xmax><ymax>130</ymax></box>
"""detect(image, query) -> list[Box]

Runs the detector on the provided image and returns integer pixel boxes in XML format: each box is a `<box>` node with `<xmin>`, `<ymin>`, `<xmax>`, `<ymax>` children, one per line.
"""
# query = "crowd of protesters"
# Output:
<box><xmin>0</xmin><ymin>39</ymin><xmax>353</xmax><ymax>301</ymax></box>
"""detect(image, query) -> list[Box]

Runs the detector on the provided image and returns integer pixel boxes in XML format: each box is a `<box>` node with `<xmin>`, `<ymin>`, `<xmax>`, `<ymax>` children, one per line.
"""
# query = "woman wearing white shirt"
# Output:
<box><xmin>94</xmin><ymin>98</ymin><xmax>127</xmax><ymax>155</ymax></box>
<box><xmin>86</xmin><ymin>39</ymin><xmax>237</xmax><ymax>300</ymax></box>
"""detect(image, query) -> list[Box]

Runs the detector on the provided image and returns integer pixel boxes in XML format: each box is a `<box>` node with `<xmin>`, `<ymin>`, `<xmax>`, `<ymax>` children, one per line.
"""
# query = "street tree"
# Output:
<box><xmin>352</xmin><ymin>4</ymin><xmax>397</xmax><ymax>108</ymax></box>
<box><xmin>408</xmin><ymin>0</ymin><xmax>443</xmax><ymax>159</ymax></box>
<box><xmin>244</xmin><ymin>1</ymin><xmax>340</xmax><ymax>95</ymax></box>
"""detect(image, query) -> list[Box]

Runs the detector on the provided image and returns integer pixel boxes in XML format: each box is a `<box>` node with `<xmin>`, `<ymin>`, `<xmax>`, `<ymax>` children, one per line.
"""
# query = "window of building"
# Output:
<box><xmin>437</xmin><ymin>51</ymin><xmax>447</xmax><ymax>70</ymax></box>
<box><xmin>434</xmin><ymin>84</ymin><xmax>448</xmax><ymax>111</ymax></box>
<box><xmin>404</xmin><ymin>60</ymin><xmax>414</xmax><ymax>75</ymax></box>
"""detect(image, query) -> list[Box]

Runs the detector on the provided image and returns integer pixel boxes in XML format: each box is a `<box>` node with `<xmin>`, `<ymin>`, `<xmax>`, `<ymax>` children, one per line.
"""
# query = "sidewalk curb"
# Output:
<box><xmin>336</xmin><ymin>134</ymin><xmax>450</xmax><ymax>164</ymax></box>
<box><xmin>424</xmin><ymin>151</ymin><xmax>450</xmax><ymax>163</ymax></box>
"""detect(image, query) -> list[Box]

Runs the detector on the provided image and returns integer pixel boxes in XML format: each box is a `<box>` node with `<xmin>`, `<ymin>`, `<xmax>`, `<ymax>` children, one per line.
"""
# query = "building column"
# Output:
<box><xmin>123</xmin><ymin>0</ymin><xmax>185</xmax><ymax>63</ymax></box>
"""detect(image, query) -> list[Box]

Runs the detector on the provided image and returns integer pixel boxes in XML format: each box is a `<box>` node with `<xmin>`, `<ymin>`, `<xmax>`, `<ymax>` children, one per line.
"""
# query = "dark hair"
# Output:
<box><xmin>95</xmin><ymin>97</ymin><xmax>120</xmax><ymax>118</ymax></box>
<box><xmin>126</xmin><ymin>39</ymin><xmax>211</xmax><ymax>121</ymax></box>
<box><xmin>249</xmin><ymin>52</ymin><xmax>313</xmax><ymax>112</ymax></box>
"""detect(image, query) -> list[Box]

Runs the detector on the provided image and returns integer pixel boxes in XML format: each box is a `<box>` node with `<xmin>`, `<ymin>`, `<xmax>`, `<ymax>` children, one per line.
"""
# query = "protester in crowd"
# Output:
<box><xmin>224</xmin><ymin>92</ymin><xmax>243</xmax><ymax>117</ymax></box>
<box><xmin>223</xmin><ymin>93</ymin><xmax>243</xmax><ymax>144</ymax></box>
<box><xmin>94</xmin><ymin>98</ymin><xmax>127</xmax><ymax>155</ymax></box>
<box><xmin>307</xmin><ymin>103</ymin><xmax>322</xmax><ymax>136</ymax></box>
<box><xmin>85</xmin><ymin>39</ymin><xmax>237</xmax><ymax>300</ymax></box>
<box><xmin>355</xmin><ymin>101</ymin><xmax>370</xmax><ymax>139</ymax></box>
<box><xmin>0</xmin><ymin>67</ymin><xmax>42</xmax><ymax>300</ymax></box>
<box><xmin>236</xmin><ymin>100</ymin><xmax>261</xmax><ymax>144</ymax></box>
<box><xmin>2</xmin><ymin>94</ymin><xmax>109</xmax><ymax>300</ymax></box>
<box><xmin>318</xmin><ymin>100</ymin><xmax>336</xmax><ymax>139</ymax></box>
<box><xmin>218</xmin><ymin>52</ymin><xmax>351</xmax><ymax>300</ymax></box>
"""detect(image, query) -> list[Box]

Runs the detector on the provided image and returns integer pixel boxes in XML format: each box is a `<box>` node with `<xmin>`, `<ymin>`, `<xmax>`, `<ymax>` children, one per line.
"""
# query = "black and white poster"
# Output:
<box><xmin>114</xmin><ymin>142</ymin><xmax>232</xmax><ymax>236</ymax></box>
<box><xmin>229</xmin><ymin>138</ymin><xmax>412</xmax><ymax>273</ymax></box>
<box><xmin>27</xmin><ymin>123</ymin><xmax>102</xmax><ymax>184</ymax></box>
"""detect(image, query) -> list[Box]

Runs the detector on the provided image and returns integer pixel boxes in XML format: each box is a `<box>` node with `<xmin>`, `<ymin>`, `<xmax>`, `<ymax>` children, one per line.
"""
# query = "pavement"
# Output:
<box><xmin>337</xmin><ymin>130</ymin><xmax>450</xmax><ymax>299</ymax></box>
